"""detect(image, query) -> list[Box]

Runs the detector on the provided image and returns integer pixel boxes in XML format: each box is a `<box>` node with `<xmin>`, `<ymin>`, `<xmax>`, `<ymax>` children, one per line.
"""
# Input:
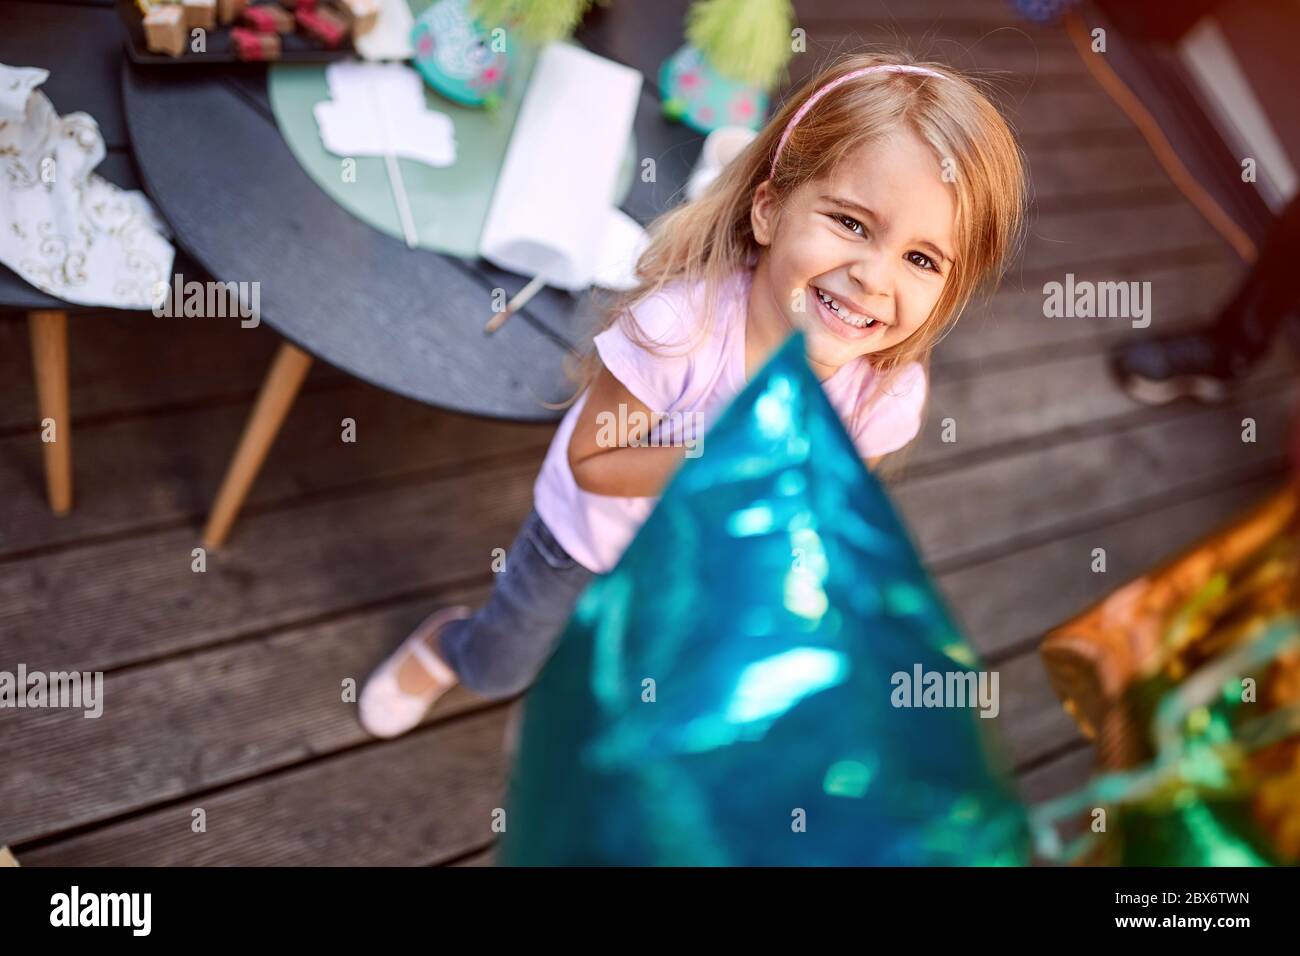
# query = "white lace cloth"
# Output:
<box><xmin>0</xmin><ymin>63</ymin><xmax>174</xmax><ymax>308</ymax></box>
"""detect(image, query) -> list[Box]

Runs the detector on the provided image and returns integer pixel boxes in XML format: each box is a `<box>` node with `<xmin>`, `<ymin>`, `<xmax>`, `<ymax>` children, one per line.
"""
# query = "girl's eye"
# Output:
<box><xmin>908</xmin><ymin>251</ymin><xmax>939</xmax><ymax>273</ymax></box>
<box><xmin>832</xmin><ymin>213</ymin><xmax>865</xmax><ymax>236</ymax></box>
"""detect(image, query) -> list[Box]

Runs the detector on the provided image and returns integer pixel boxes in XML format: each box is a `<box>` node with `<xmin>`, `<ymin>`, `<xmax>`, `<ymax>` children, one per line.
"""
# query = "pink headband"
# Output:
<box><xmin>769</xmin><ymin>64</ymin><xmax>948</xmax><ymax>179</ymax></box>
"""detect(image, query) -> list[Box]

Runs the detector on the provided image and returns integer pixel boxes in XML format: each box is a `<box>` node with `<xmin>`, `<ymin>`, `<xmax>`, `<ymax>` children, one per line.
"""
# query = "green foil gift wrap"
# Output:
<box><xmin>499</xmin><ymin>334</ymin><xmax>1030</xmax><ymax>865</ymax></box>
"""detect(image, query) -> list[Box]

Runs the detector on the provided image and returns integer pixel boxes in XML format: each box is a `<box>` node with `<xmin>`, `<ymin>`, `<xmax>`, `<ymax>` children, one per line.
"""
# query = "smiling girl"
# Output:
<box><xmin>359</xmin><ymin>53</ymin><xmax>1027</xmax><ymax>738</ymax></box>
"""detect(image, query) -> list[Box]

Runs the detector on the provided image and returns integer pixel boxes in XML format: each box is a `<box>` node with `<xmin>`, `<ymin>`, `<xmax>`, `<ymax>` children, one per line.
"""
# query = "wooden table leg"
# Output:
<box><xmin>28</xmin><ymin>310</ymin><xmax>72</xmax><ymax>515</ymax></box>
<box><xmin>202</xmin><ymin>341</ymin><xmax>313</xmax><ymax>549</ymax></box>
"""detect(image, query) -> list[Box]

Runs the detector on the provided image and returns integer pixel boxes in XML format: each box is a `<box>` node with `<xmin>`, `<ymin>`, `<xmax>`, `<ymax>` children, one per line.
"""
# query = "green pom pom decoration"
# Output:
<box><xmin>686</xmin><ymin>0</ymin><xmax>795</xmax><ymax>88</ymax></box>
<box><xmin>469</xmin><ymin>0</ymin><xmax>605</xmax><ymax>44</ymax></box>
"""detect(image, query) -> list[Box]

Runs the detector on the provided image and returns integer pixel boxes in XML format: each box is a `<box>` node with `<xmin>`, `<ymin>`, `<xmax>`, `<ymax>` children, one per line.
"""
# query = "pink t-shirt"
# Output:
<box><xmin>533</xmin><ymin>268</ymin><xmax>927</xmax><ymax>573</ymax></box>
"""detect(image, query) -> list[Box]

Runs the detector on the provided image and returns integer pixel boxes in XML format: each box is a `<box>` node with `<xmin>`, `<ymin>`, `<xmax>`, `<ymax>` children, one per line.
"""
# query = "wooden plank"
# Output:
<box><xmin>992</xmin><ymin>649</ymin><xmax>1086</xmax><ymax>767</ymax></box>
<box><xmin>997</xmin><ymin>87</ymin><xmax>1136</xmax><ymax>137</ymax></box>
<box><xmin>795</xmin><ymin>0</ymin><xmax>1041</xmax><ymax>27</ymax></box>
<box><xmin>579</xmin><ymin>0</ymin><xmax>1072</xmax><ymax>92</ymax></box>
<box><xmin>784</xmin><ymin>44</ymin><xmax>1130</xmax><ymax>134</ymax></box>
<box><xmin>794</xmin><ymin>52</ymin><xmax>1131</xmax><ymax>138</ymax></box>
<box><xmin>1018</xmin><ymin>743</ymin><xmax>1097</xmax><ymax>865</ymax></box>
<box><xmin>8</xmin><ymin>623</ymin><xmax>1079</xmax><ymax>861</ymax></box>
<box><xmin>0</xmin><ymin>555</ymin><xmax>1097</xmax><ymax>843</ymax></box>
<box><xmin>0</xmin><ymin>585</ymin><xmax>495</xmax><ymax>846</ymax></box>
<box><xmin>1018</xmin><ymin>742</ymin><xmax>1095</xmax><ymax>804</ymax></box>
<box><xmin>914</xmin><ymin>346</ymin><xmax>1296</xmax><ymax>469</ymax></box>
<box><xmin>1015</xmin><ymin>118</ymin><xmax>1147</xmax><ymax>149</ymax></box>
<box><xmin>0</xmin><ymin>313</ymin><xmax>353</xmax><ymax>433</ymax></box>
<box><xmin>1027</xmin><ymin>142</ymin><xmax>1179</xmax><ymax>209</ymax></box>
<box><xmin>1016</xmin><ymin>204</ymin><xmax>1227</xmax><ymax>276</ymax></box>
<box><xmin>450</xmin><ymin>845</ymin><xmax>497</xmax><ymax>866</ymax></box>
<box><xmin>800</xmin><ymin>27</ymin><xmax>1085</xmax><ymax>81</ymax></box>
<box><xmin>12</xmin><ymin>474</ymin><xmax>1276</xmax><ymax>856</ymax></box>
<box><xmin>893</xmin><ymin>384</ymin><xmax>1296</xmax><ymax>565</ymax></box>
<box><xmin>4</xmin><ymin>380</ymin><xmax>1290</xmax><ymax>675</ymax></box>
<box><xmin>15</xmin><ymin>706</ymin><xmax>516</xmax><ymax>866</ymax></box>
<box><xmin>935</xmin><ymin>256</ymin><xmax>1242</xmax><ymax>369</ymax></box>
<box><xmin>936</xmin><ymin>473</ymin><xmax>1289</xmax><ymax>662</ymax></box>
<box><xmin>0</xmin><ymin>456</ymin><xmax>540</xmax><ymax>674</ymax></box>
<box><xmin>10</xmin><ymin>645</ymin><xmax>1070</xmax><ymax>864</ymax></box>
<box><xmin>19</xmin><ymin>415</ymin><xmax>1258</xmax><ymax>847</ymax></box>
<box><xmin>5</xmin><ymin>469</ymin><xmax>1286</xmax><ymax>846</ymax></box>
<box><xmin>0</xmin><ymin>378</ymin><xmax>552</xmax><ymax>557</ymax></box>
<box><xmin>784</xmin><ymin>50</ymin><xmax>1141</xmax><ymax>158</ymax></box>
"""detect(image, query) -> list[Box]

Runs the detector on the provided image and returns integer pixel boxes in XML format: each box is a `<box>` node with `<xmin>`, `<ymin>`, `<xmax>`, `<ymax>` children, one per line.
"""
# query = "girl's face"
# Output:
<box><xmin>750</xmin><ymin>125</ymin><xmax>956</xmax><ymax>376</ymax></box>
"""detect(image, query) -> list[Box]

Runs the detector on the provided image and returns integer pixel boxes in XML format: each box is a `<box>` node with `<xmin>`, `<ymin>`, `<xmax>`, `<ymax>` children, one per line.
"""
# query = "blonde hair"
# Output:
<box><xmin>570</xmin><ymin>50</ymin><xmax>1027</xmax><ymax>462</ymax></box>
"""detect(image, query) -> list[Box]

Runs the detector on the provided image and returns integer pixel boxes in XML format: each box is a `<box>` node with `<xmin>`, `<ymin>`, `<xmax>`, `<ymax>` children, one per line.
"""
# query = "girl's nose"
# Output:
<box><xmin>846</xmin><ymin>249</ymin><xmax>894</xmax><ymax>304</ymax></box>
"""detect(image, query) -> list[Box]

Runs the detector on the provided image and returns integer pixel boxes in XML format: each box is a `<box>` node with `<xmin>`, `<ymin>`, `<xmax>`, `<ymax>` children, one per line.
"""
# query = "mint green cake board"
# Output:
<box><xmin>268</xmin><ymin>26</ymin><xmax>637</xmax><ymax>257</ymax></box>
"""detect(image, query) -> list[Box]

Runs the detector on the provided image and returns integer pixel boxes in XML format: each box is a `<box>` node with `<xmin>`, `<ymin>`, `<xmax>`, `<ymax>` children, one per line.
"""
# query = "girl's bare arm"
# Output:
<box><xmin>569</xmin><ymin>367</ymin><xmax>888</xmax><ymax>495</ymax></box>
<box><xmin>568</xmin><ymin>367</ymin><xmax>690</xmax><ymax>497</ymax></box>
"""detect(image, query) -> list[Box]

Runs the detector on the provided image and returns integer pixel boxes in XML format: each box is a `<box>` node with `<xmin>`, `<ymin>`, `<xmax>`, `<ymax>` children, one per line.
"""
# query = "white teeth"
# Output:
<box><xmin>815</xmin><ymin>288</ymin><xmax>877</xmax><ymax>329</ymax></box>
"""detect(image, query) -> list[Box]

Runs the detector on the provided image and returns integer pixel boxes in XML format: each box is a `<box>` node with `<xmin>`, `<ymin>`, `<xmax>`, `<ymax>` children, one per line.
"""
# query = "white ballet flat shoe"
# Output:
<box><xmin>358</xmin><ymin>606</ymin><xmax>470</xmax><ymax>739</ymax></box>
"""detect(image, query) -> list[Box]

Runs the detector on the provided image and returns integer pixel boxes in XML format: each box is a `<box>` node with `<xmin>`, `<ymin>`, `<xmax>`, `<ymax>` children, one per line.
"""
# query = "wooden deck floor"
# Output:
<box><xmin>2</xmin><ymin>0</ymin><xmax>1295</xmax><ymax>865</ymax></box>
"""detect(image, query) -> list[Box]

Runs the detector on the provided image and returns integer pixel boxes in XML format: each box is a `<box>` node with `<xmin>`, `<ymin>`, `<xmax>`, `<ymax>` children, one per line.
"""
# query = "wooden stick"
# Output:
<box><xmin>484</xmin><ymin>274</ymin><xmax>546</xmax><ymax>334</ymax></box>
<box><xmin>202</xmin><ymin>342</ymin><xmax>313</xmax><ymax>549</ymax></box>
<box><xmin>384</xmin><ymin>150</ymin><xmax>419</xmax><ymax>249</ymax></box>
<box><xmin>370</xmin><ymin>83</ymin><xmax>419</xmax><ymax>249</ymax></box>
<box><xmin>28</xmin><ymin>310</ymin><xmax>72</xmax><ymax>515</ymax></box>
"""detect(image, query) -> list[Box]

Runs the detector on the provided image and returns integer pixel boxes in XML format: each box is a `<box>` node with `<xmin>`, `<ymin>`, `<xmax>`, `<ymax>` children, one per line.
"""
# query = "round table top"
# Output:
<box><xmin>119</xmin><ymin>28</ymin><xmax>702</xmax><ymax>422</ymax></box>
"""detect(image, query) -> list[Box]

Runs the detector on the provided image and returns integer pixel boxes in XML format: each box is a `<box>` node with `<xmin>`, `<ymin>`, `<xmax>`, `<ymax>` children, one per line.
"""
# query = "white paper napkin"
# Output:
<box><xmin>478</xmin><ymin>43</ymin><xmax>643</xmax><ymax>292</ymax></box>
<box><xmin>0</xmin><ymin>63</ymin><xmax>174</xmax><ymax>308</ymax></box>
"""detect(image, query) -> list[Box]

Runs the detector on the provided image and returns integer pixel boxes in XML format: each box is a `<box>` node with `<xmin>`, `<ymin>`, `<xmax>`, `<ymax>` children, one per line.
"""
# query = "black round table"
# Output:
<box><xmin>119</xmin><ymin>4</ymin><xmax>703</xmax><ymax>546</ymax></box>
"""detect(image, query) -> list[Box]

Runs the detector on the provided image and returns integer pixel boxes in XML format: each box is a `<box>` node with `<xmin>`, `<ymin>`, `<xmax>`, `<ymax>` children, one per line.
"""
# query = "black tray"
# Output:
<box><xmin>117</xmin><ymin>0</ymin><xmax>358</xmax><ymax>65</ymax></box>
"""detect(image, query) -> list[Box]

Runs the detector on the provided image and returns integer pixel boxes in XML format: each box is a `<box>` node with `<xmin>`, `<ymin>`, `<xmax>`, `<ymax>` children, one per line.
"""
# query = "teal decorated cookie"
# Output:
<box><xmin>659</xmin><ymin>42</ymin><xmax>767</xmax><ymax>135</ymax></box>
<box><xmin>412</xmin><ymin>0</ymin><xmax>511</xmax><ymax>109</ymax></box>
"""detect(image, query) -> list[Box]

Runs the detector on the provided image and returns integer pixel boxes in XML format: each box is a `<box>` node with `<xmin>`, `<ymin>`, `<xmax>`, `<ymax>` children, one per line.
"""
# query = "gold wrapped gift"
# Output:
<box><xmin>1042</xmin><ymin>486</ymin><xmax>1297</xmax><ymax>768</ymax></box>
<box><xmin>1041</xmin><ymin>484</ymin><xmax>1300</xmax><ymax>861</ymax></box>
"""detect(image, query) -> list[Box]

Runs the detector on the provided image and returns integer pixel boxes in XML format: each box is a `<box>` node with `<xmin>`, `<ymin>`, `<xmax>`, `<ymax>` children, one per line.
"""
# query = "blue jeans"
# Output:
<box><xmin>438</xmin><ymin>508</ymin><xmax>595</xmax><ymax>699</ymax></box>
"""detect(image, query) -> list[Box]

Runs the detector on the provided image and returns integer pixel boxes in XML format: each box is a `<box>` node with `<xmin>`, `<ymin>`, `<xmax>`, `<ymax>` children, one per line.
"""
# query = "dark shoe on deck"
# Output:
<box><xmin>1110</xmin><ymin>329</ymin><xmax>1255</xmax><ymax>406</ymax></box>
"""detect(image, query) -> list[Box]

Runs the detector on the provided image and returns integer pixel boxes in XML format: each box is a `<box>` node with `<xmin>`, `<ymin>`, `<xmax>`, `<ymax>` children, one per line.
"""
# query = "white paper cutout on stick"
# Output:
<box><xmin>314</xmin><ymin>61</ymin><xmax>455</xmax><ymax>167</ymax></box>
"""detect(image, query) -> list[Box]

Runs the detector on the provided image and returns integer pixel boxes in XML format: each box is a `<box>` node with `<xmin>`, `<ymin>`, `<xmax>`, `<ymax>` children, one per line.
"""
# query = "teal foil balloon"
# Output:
<box><xmin>500</xmin><ymin>334</ymin><xmax>1029</xmax><ymax>865</ymax></box>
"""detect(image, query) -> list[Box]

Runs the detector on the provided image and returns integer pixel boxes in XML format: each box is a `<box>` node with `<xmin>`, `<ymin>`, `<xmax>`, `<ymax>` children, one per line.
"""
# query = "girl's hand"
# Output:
<box><xmin>567</xmin><ymin>368</ymin><xmax>888</xmax><ymax>495</ymax></box>
<box><xmin>568</xmin><ymin>367</ymin><xmax>692</xmax><ymax>498</ymax></box>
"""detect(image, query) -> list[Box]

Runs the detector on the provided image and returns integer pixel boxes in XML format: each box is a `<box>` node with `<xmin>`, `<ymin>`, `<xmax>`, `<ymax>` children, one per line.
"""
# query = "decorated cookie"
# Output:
<box><xmin>411</xmin><ymin>0</ymin><xmax>510</xmax><ymax>109</ymax></box>
<box><xmin>660</xmin><ymin>42</ymin><xmax>767</xmax><ymax>135</ymax></box>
